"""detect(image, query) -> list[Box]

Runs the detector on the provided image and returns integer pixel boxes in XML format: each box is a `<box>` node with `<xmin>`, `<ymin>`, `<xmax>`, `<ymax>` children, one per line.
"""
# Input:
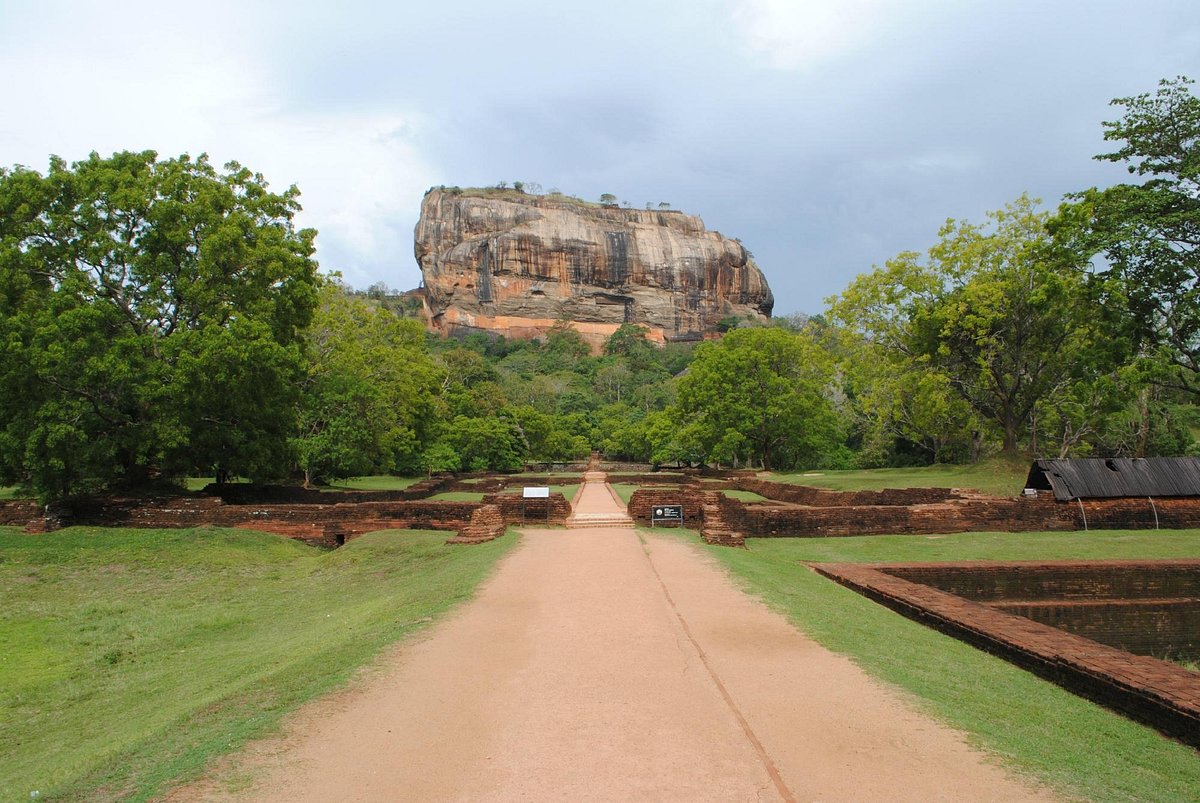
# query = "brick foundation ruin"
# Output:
<box><xmin>447</xmin><ymin>504</ymin><xmax>508</xmax><ymax>544</ymax></box>
<box><xmin>814</xmin><ymin>560</ymin><xmax>1200</xmax><ymax>748</ymax></box>
<box><xmin>629</xmin><ymin>476</ymin><xmax>1200</xmax><ymax>543</ymax></box>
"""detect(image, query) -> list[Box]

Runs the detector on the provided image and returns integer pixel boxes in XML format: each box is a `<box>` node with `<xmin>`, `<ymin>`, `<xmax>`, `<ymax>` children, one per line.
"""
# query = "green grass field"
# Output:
<box><xmin>610</xmin><ymin>483</ymin><xmax>640</xmax><ymax>503</ymax></box>
<box><xmin>181</xmin><ymin>475</ymin><xmax>423</xmax><ymax>493</ymax></box>
<box><xmin>769</xmin><ymin>455</ymin><xmax>1031</xmax><ymax>497</ymax></box>
<box><xmin>721</xmin><ymin>489</ymin><xmax>770</xmax><ymax>502</ymax></box>
<box><xmin>0</xmin><ymin>526</ymin><xmax>515</xmax><ymax>801</ymax></box>
<box><xmin>699</xmin><ymin>529</ymin><xmax>1200</xmax><ymax>802</ymax></box>
<box><xmin>320</xmin><ymin>475</ymin><xmax>422</xmax><ymax>492</ymax></box>
<box><xmin>428</xmin><ymin>484</ymin><xmax>579</xmax><ymax>503</ymax></box>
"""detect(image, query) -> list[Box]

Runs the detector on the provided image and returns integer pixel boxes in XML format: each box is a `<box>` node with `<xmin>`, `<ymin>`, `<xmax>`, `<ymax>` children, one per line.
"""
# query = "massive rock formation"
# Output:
<box><xmin>414</xmin><ymin>188</ymin><xmax>773</xmax><ymax>348</ymax></box>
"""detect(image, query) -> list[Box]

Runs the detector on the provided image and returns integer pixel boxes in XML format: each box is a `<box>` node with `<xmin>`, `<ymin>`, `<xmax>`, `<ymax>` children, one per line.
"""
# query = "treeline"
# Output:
<box><xmin>1</xmin><ymin>78</ymin><xmax>1197</xmax><ymax>500</ymax></box>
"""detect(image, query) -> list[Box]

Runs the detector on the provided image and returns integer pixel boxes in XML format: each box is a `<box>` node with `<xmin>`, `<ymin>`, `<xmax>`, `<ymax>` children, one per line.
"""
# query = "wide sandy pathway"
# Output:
<box><xmin>183</xmin><ymin>478</ymin><xmax>1054</xmax><ymax>801</ymax></box>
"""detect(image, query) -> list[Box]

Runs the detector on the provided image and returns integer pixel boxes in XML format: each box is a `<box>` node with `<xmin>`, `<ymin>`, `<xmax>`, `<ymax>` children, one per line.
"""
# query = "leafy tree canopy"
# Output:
<box><xmin>1070</xmin><ymin>76</ymin><xmax>1200</xmax><ymax>393</ymax></box>
<box><xmin>0</xmin><ymin>151</ymin><xmax>319</xmax><ymax>499</ymax></box>
<box><xmin>674</xmin><ymin>327</ymin><xmax>844</xmax><ymax>470</ymax></box>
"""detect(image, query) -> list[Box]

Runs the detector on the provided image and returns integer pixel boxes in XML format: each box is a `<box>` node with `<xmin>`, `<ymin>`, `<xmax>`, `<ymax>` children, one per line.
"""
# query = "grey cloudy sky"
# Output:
<box><xmin>2</xmin><ymin>1</ymin><xmax>1197</xmax><ymax>315</ymax></box>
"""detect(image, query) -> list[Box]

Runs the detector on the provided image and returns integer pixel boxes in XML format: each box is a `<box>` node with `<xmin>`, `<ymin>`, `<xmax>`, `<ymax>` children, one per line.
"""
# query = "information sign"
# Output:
<box><xmin>652</xmin><ymin>504</ymin><xmax>684</xmax><ymax>525</ymax></box>
<box><xmin>523</xmin><ymin>486</ymin><xmax>551</xmax><ymax>498</ymax></box>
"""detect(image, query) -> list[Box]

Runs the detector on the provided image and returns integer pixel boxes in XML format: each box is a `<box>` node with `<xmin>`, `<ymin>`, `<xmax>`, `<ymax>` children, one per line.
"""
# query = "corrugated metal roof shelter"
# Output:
<box><xmin>1025</xmin><ymin>458</ymin><xmax>1200</xmax><ymax>501</ymax></box>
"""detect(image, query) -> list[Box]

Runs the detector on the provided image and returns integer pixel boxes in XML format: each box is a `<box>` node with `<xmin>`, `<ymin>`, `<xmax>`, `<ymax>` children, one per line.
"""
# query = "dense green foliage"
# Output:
<box><xmin>3</xmin><ymin>77</ymin><xmax>1200</xmax><ymax>496</ymax></box>
<box><xmin>0</xmin><ymin>526</ymin><xmax>515</xmax><ymax>800</ymax></box>
<box><xmin>0</xmin><ymin>152</ymin><xmax>319</xmax><ymax>499</ymax></box>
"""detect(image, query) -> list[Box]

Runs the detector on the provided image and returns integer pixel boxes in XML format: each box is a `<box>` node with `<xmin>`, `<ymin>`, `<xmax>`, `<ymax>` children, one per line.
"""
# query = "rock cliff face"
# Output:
<box><xmin>414</xmin><ymin>189</ymin><xmax>773</xmax><ymax>348</ymax></box>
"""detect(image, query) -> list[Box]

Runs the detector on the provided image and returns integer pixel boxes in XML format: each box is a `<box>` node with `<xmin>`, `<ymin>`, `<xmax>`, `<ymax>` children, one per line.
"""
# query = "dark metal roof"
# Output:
<box><xmin>1025</xmin><ymin>458</ymin><xmax>1200</xmax><ymax>501</ymax></box>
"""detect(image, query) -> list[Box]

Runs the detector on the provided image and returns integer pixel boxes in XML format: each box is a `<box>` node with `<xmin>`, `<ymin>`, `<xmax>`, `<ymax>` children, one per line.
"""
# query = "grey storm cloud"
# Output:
<box><xmin>1</xmin><ymin>0</ymin><xmax>1197</xmax><ymax>313</ymax></box>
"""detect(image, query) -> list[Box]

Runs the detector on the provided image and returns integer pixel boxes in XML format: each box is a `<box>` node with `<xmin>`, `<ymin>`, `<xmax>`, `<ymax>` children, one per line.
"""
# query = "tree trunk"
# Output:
<box><xmin>1001</xmin><ymin>419</ymin><xmax>1020</xmax><ymax>453</ymax></box>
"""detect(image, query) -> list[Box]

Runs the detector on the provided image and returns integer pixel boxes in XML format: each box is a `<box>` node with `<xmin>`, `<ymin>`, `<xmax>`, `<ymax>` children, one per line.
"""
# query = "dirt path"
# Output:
<box><xmin>178</xmin><ymin>483</ymin><xmax>1055</xmax><ymax>801</ymax></box>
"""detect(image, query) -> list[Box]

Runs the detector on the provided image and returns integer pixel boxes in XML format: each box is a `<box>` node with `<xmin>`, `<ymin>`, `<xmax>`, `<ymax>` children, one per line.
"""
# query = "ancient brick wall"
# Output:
<box><xmin>880</xmin><ymin>561</ymin><xmax>1200</xmax><ymax>659</ymax></box>
<box><xmin>0</xmin><ymin>499</ymin><xmax>42</xmax><ymax>526</ymax></box>
<box><xmin>991</xmin><ymin>599</ymin><xmax>1200</xmax><ymax>659</ymax></box>
<box><xmin>627</xmin><ymin>488</ymin><xmax>706</xmax><ymax>526</ymax></box>
<box><xmin>723</xmin><ymin>494</ymin><xmax>1200</xmax><ymax>538</ymax></box>
<box><xmin>883</xmin><ymin>561</ymin><xmax>1200</xmax><ymax>601</ymax></box>
<box><xmin>729</xmin><ymin>478</ymin><xmax>971</xmax><ymax>506</ymax></box>
<box><xmin>447</xmin><ymin>504</ymin><xmax>508</xmax><ymax>544</ymax></box>
<box><xmin>203</xmin><ymin>477</ymin><xmax>453</xmax><ymax>504</ymax></box>
<box><xmin>814</xmin><ymin>560</ymin><xmax>1200</xmax><ymax>749</ymax></box>
<box><xmin>482</xmin><ymin>493</ymin><xmax>571</xmax><ymax>525</ymax></box>
<box><xmin>24</xmin><ymin>495</ymin><xmax>478</xmax><ymax>548</ymax></box>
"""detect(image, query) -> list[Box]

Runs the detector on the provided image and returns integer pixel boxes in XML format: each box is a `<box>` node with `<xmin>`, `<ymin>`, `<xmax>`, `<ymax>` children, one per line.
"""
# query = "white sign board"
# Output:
<box><xmin>523</xmin><ymin>486</ymin><xmax>551</xmax><ymax>498</ymax></box>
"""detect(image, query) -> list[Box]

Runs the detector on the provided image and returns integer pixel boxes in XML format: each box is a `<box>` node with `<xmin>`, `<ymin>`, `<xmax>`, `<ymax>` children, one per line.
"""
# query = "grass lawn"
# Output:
<box><xmin>319</xmin><ymin>476</ymin><xmax>422</xmax><ymax>492</ymax></box>
<box><xmin>721</xmin><ymin>489</ymin><xmax>770</xmax><ymax>502</ymax></box>
<box><xmin>427</xmin><ymin>491</ymin><xmax>487</xmax><ymax>501</ymax></box>
<box><xmin>769</xmin><ymin>454</ymin><xmax>1031</xmax><ymax>497</ymax></box>
<box><xmin>699</xmin><ymin>529</ymin><xmax>1200</xmax><ymax>802</ymax></box>
<box><xmin>429</xmin><ymin>485</ymin><xmax>580</xmax><ymax>503</ymax></box>
<box><xmin>180</xmin><ymin>477</ymin><xmax>248</xmax><ymax>492</ymax></box>
<box><xmin>0</xmin><ymin>486</ymin><xmax>21</xmax><ymax>500</ymax></box>
<box><xmin>0</xmin><ymin>526</ymin><xmax>515</xmax><ymax>801</ymax></box>
<box><xmin>181</xmin><ymin>476</ymin><xmax>423</xmax><ymax>493</ymax></box>
<box><xmin>610</xmin><ymin>483</ymin><xmax>641</xmax><ymax>504</ymax></box>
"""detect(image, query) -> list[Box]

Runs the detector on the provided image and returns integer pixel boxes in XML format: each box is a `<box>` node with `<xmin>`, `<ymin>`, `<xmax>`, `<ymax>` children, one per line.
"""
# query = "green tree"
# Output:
<box><xmin>435</xmin><ymin>416</ymin><xmax>525</xmax><ymax>472</ymax></box>
<box><xmin>674</xmin><ymin>327</ymin><xmax>843</xmax><ymax>469</ymax></box>
<box><xmin>831</xmin><ymin>195</ymin><xmax>1107</xmax><ymax>454</ymax></box>
<box><xmin>1073</xmin><ymin>76</ymin><xmax>1200</xmax><ymax>393</ymax></box>
<box><xmin>0</xmin><ymin>151</ymin><xmax>319</xmax><ymax>499</ymax></box>
<box><xmin>292</xmin><ymin>282</ymin><xmax>443</xmax><ymax>485</ymax></box>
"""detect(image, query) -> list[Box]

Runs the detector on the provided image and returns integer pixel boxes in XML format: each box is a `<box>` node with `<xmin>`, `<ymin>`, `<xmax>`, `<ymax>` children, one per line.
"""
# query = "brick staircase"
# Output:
<box><xmin>699</xmin><ymin>491</ymin><xmax>745</xmax><ymax>547</ymax></box>
<box><xmin>566</xmin><ymin>510</ymin><xmax>635</xmax><ymax>528</ymax></box>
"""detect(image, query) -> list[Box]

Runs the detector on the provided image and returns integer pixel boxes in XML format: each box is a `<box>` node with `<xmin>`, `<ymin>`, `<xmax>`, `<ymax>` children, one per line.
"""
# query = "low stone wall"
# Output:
<box><xmin>814</xmin><ymin>560</ymin><xmax>1200</xmax><ymax>748</ymax></box>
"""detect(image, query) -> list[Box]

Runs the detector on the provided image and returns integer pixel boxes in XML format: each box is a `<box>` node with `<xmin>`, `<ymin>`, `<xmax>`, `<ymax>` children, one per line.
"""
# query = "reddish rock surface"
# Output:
<box><xmin>414</xmin><ymin>188</ymin><xmax>773</xmax><ymax>348</ymax></box>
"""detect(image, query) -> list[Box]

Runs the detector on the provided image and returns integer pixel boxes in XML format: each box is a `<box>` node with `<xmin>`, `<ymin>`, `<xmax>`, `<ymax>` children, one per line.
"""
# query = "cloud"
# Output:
<box><xmin>731</xmin><ymin>0</ymin><xmax>944</xmax><ymax>71</ymax></box>
<box><xmin>0</xmin><ymin>1</ymin><xmax>437</xmax><ymax>290</ymax></box>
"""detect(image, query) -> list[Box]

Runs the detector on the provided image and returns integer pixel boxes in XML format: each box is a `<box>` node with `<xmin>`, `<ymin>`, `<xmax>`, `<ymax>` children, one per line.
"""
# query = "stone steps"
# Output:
<box><xmin>566</xmin><ymin>512</ymin><xmax>635</xmax><ymax>529</ymax></box>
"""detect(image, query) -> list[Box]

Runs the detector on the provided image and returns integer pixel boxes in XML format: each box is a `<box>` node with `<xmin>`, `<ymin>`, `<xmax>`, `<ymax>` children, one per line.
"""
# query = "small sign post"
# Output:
<box><xmin>522</xmin><ymin>486</ymin><xmax>551</xmax><ymax>524</ymax></box>
<box><xmin>651</xmin><ymin>504</ymin><xmax>684</xmax><ymax>527</ymax></box>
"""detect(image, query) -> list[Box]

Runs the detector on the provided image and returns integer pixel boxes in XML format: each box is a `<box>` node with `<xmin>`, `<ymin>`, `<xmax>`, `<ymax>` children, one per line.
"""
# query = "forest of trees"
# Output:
<box><xmin>1</xmin><ymin>77</ymin><xmax>1198</xmax><ymax>501</ymax></box>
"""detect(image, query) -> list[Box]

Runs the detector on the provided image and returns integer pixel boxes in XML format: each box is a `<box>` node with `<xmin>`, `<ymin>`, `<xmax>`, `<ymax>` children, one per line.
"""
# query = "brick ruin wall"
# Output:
<box><xmin>480</xmin><ymin>493</ymin><xmax>572</xmax><ymax>525</ymax></box>
<box><xmin>721</xmin><ymin>493</ymin><xmax>1200</xmax><ymax>538</ymax></box>
<box><xmin>0</xmin><ymin>499</ymin><xmax>42</xmax><ymax>526</ymax></box>
<box><xmin>629</xmin><ymin>480</ymin><xmax>1200</xmax><ymax>541</ymax></box>
<box><xmin>814</xmin><ymin>560</ymin><xmax>1200</xmax><ymax>748</ymax></box>
<box><xmin>627</xmin><ymin>488</ymin><xmax>707</xmax><ymax>528</ymax></box>
<box><xmin>205</xmin><ymin>476</ymin><xmax>454</xmax><ymax>504</ymax></box>
<box><xmin>731</xmin><ymin>478</ymin><xmax>971</xmax><ymax>506</ymax></box>
<box><xmin>447</xmin><ymin>504</ymin><xmax>508</xmax><ymax>544</ymax></box>
<box><xmin>882</xmin><ymin>562</ymin><xmax>1200</xmax><ymax>660</ymax></box>
<box><xmin>13</xmin><ymin>495</ymin><xmax>479</xmax><ymax>549</ymax></box>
